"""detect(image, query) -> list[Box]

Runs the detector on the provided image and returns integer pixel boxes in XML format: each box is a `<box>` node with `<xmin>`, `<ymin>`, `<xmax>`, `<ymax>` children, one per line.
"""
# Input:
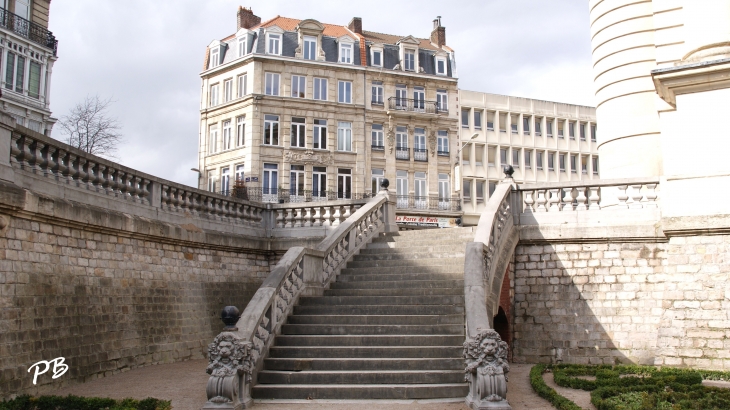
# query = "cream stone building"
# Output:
<box><xmin>458</xmin><ymin>91</ymin><xmax>598</xmax><ymax>225</ymax></box>
<box><xmin>198</xmin><ymin>7</ymin><xmax>461</xmax><ymax>223</ymax></box>
<box><xmin>0</xmin><ymin>0</ymin><xmax>57</xmax><ymax>135</ymax></box>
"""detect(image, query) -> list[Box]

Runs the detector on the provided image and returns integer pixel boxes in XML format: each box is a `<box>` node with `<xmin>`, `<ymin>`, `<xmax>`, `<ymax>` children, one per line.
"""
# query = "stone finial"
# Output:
<box><xmin>221</xmin><ymin>306</ymin><xmax>240</xmax><ymax>330</ymax></box>
<box><xmin>463</xmin><ymin>328</ymin><xmax>511</xmax><ymax>409</ymax></box>
<box><xmin>503</xmin><ymin>165</ymin><xmax>514</xmax><ymax>178</ymax></box>
<box><xmin>380</xmin><ymin>178</ymin><xmax>390</xmax><ymax>190</ymax></box>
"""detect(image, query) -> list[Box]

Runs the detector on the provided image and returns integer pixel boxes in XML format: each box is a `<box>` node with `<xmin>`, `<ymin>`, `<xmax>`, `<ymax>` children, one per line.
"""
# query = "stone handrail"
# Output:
<box><xmin>269</xmin><ymin>198</ymin><xmax>372</xmax><ymax>229</ymax></box>
<box><xmin>517</xmin><ymin>177</ymin><xmax>660</xmax><ymax>212</ymax></box>
<box><xmin>463</xmin><ymin>180</ymin><xmax>516</xmax><ymax>410</ymax></box>
<box><xmin>201</xmin><ymin>189</ymin><xmax>395</xmax><ymax>409</ymax></box>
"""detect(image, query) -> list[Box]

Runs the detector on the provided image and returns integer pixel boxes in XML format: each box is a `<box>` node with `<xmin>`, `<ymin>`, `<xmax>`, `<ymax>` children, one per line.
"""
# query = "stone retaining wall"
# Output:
<box><xmin>511</xmin><ymin>236</ymin><xmax>730</xmax><ymax>370</ymax></box>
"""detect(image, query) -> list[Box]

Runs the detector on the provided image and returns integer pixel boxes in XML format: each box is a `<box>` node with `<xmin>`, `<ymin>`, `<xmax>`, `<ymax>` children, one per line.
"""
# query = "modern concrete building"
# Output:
<box><xmin>458</xmin><ymin>91</ymin><xmax>598</xmax><ymax>225</ymax></box>
<box><xmin>197</xmin><ymin>7</ymin><xmax>461</xmax><ymax>225</ymax></box>
<box><xmin>0</xmin><ymin>0</ymin><xmax>57</xmax><ymax>135</ymax></box>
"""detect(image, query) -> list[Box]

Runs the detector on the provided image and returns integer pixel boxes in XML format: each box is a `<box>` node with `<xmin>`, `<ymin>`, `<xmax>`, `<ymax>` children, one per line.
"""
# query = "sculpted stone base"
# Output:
<box><xmin>466</xmin><ymin>396</ymin><xmax>512</xmax><ymax>410</ymax></box>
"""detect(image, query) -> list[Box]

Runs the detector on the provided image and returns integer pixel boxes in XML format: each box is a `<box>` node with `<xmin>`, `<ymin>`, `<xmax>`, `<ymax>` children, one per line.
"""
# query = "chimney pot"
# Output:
<box><xmin>430</xmin><ymin>17</ymin><xmax>446</xmax><ymax>47</ymax></box>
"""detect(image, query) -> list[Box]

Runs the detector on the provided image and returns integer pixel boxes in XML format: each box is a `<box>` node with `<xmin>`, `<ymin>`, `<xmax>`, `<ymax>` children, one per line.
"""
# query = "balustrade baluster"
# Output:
<box><xmin>53</xmin><ymin>148</ymin><xmax>66</xmax><ymax>180</ymax></box>
<box><xmin>293</xmin><ymin>207</ymin><xmax>303</xmax><ymax>228</ymax></box>
<box><xmin>117</xmin><ymin>171</ymin><xmax>129</xmax><ymax>198</ymax></box>
<box><xmin>19</xmin><ymin>136</ymin><xmax>33</xmax><ymax>170</ymax></box>
<box><xmin>36</xmin><ymin>142</ymin><xmax>49</xmax><ymax>175</ymax></box>
<box><xmin>546</xmin><ymin>189</ymin><xmax>560</xmax><ymax>212</ymax></box>
<box><xmin>644</xmin><ymin>184</ymin><xmax>658</xmax><ymax>208</ymax></box>
<box><xmin>523</xmin><ymin>190</ymin><xmax>535</xmax><ymax>212</ymax></box>
<box><xmin>616</xmin><ymin>185</ymin><xmax>629</xmax><ymax>208</ymax></box>
<box><xmin>46</xmin><ymin>145</ymin><xmax>59</xmax><ymax>178</ymax></box>
<box><xmin>575</xmin><ymin>187</ymin><xmax>588</xmax><ymax>211</ymax></box>
<box><xmin>630</xmin><ymin>184</ymin><xmax>644</xmax><ymax>209</ymax></box>
<box><xmin>304</xmin><ymin>207</ymin><xmax>313</xmax><ymax>227</ymax></box>
<box><xmin>535</xmin><ymin>190</ymin><xmax>547</xmax><ymax>212</ymax></box>
<box><xmin>312</xmin><ymin>206</ymin><xmax>322</xmax><ymax>227</ymax></box>
<box><xmin>276</xmin><ymin>209</ymin><xmax>285</xmax><ymax>228</ymax></box>
<box><xmin>561</xmin><ymin>188</ymin><xmax>574</xmax><ymax>211</ymax></box>
<box><xmin>342</xmin><ymin>205</ymin><xmax>352</xmax><ymax>220</ymax></box>
<box><xmin>332</xmin><ymin>206</ymin><xmax>342</xmax><ymax>227</ymax></box>
<box><xmin>64</xmin><ymin>153</ymin><xmax>77</xmax><ymax>185</ymax></box>
<box><xmin>9</xmin><ymin>133</ymin><xmax>22</xmax><ymax>166</ymax></box>
<box><xmin>285</xmin><ymin>208</ymin><xmax>294</xmax><ymax>228</ymax></box>
<box><xmin>322</xmin><ymin>206</ymin><xmax>332</xmax><ymax>227</ymax></box>
<box><xmin>92</xmin><ymin>164</ymin><xmax>104</xmax><ymax>192</ymax></box>
<box><xmin>588</xmin><ymin>187</ymin><xmax>601</xmax><ymax>210</ymax></box>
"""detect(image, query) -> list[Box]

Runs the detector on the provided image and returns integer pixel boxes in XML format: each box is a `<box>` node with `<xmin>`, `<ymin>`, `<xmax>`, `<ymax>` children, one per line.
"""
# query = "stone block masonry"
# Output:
<box><xmin>511</xmin><ymin>237</ymin><xmax>730</xmax><ymax>371</ymax></box>
<box><xmin>0</xmin><ymin>214</ymin><xmax>272</xmax><ymax>396</ymax></box>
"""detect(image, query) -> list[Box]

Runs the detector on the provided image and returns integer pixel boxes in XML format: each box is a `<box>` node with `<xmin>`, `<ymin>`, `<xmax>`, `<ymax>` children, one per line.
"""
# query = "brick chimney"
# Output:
<box><xmin>431</xmin><ymin>16</ymin><xmax>446</xmax><ymax>47</ymax></box>
<box><xmin>237</xmin><ymin>6</ymin><xmax>261</xmax><ymax>30</ymax></box>
<box><xmin>348</xmin><ymin>17</ymin><xmax>362</xmax><ymax>35</ymax></box>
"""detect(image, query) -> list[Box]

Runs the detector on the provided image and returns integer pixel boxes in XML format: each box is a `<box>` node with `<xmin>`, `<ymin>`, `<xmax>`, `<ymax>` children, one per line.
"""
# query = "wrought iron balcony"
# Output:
<box><xmin>388</xmin><ymin>97</ymin><xmax>440</xmax><ymax>114</ymax></box>
<box><xmin>0</xmin><ymin>8</ymin><xmax>58</xmax><ymax>55</ymax></box>
<box><xmin>395</xmin><ymin>147</ymin><xmax>409</xmax><ymax>160</ymax></box>
<box><xmin>371</xmin><ymin>144</ymin><xmax>385</xmax><ymax>151</ymax></box>
<box><xmin>396</xmin><ymin>195</ymin><xmax>462</xmax><ymax>211</ymax></box>
<box><xmin>438</xmin><ymin>150</ymin><xmax>450</xmax><ymax>156</ymax></box>
<box><xmin>414</xmin><ymin>148</ymin><xmax>428</xmax><ymax>162</ymax></box>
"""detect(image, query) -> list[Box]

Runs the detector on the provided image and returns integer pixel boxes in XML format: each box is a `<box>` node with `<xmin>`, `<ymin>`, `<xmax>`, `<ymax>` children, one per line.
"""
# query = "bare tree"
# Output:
<box><xmin>58</xmin><ymin>95</ymin><xmax>123</xmax><ymax>159</ymax></box>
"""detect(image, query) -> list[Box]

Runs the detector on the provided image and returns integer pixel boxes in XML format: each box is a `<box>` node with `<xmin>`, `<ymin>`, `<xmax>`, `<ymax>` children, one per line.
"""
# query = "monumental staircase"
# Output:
<box><xmin>252</xmin><ymin>227</ymin><xmax>475</xmax><ymax>400</ymax></box>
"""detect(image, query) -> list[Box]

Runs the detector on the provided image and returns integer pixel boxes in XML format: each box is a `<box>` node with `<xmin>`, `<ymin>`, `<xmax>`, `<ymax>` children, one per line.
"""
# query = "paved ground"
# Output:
<box><xmin>51</xmin><ymin>360</ymin><xmax>555</xmax><ymax>410</ymax></box>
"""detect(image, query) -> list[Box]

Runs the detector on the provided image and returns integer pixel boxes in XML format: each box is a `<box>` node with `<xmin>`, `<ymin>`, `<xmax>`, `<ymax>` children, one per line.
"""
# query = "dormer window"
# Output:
<box><xmin>210</xmin><ymin>48</ymin><xmax>220</xmax><ymax>69</ymax></box>
<box><xmin>238</xmin><ymin>36</ymin><xmax>248</xmax><ymax>57</ymax></box>
<box><xmin>303</xmin><ymin>36</ymin><xmax>317</xmax><ymax>60</ymax></box>
<box><xmin>436</xmin><ymin>57</ymin><xmax>447</xmax><ymax>75</ymax></box>
<box><xmin>340</xmin><ymin>43</ymin><xmax>353</xmax><ymax>64</ymax></box>
<box><xmin>372</xmin><ymin>50</ymin><xmax>382</xmax><ymax>67</ymax></box>
<box><xmin>404</xmin><ymin>49</ymin><xmax>416</xmax><ymax>71</ymax></box>
<box><xmin>267</xmin><ymin>32</ymin><xmax>282</xmax><ymax>55</ymax></box>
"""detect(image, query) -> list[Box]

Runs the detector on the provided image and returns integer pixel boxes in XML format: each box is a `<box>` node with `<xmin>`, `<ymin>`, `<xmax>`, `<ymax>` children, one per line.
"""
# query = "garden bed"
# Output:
<box><xmin>0</xmin><ymin>395</ymin><xmax>171</xmax><ymax>410</ymax></box>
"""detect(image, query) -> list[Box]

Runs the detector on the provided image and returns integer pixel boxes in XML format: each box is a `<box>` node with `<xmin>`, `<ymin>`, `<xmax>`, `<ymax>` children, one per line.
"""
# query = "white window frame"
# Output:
<box><xmin>238</xmin><ymin>36</ymin><xmax>248</xmax><ymax>57</ymax></box>
<box><xmin>209</xmin><ymin>83</ymin><xmax>219</xmax><ymax>107</ymax></box>
<box><xmin>235</xmin><ymin>164</ymin><xmax>245</xmax><ymax>182</ymax></box>
<box><xmin>222</xmin><ymin>120</ymin><xmax>232</xmax><ymax>151</ymax></box>
<box><xmin>265</xmin><ymin>72</ymin><xmax>280</xmax><ymax>96</ymax></box>
<box><xmin>537</xmin><ymin>151</ymin><xmax>544</xmax><ymax>170</ymax></box>
<box><xmin>338</xmin><ymin>80</ymin><xmax>352</xmax><ymax>104</ymax></box>
<box><xmin>209</xmin><ymin>48</ymin><xmax>220</xmax><ymax>69</ymax></box>
<box><xmin>371</xmin><ymin>48</ymin><xmax>383</xmax><ymax>67</ymax></box>
<box><xmin>339</xmin><ymin>42</ymin><xmax>353</xmax><ymax>64</ymax></box>
<box><xmin>291</xmin><ymin>75</ymin><xmax>306</xmax><ymax>98</ymax></box>
<box><xmin>371</xmin><ymin>81</ymin><xmax>383</xmax><ymax>105</ymax></box>
<box><xmin>371</xmin><ymin>168</ymin><xmax>385</xmax><ymax>193</ymax></box>
<box><xmin>267</xmin><ymin>32</ymin><xmax>282</xmax><ymax>55</ymax></box>
<box><xmin>313</xmin><ymin>166</ymin><xmax>327</xmax><ymax>197</ymax></box>
<box><xmin>313</xmin><ymin>77</ymin><xmax>328</xmax><ymax>101</ymax></box>
<box><xmin>313</xmin><ymin>119</ymin><xmax>327</xmax><ymax>150</ymax></box>
<box><xmin>262</xmin><ymin>163</ymin><xmax>279</xmax><ymax>199</ymax></box>
<box><xmin>436</xmin><ymin>90</ymin><xmax>448</xmax><ymax>112</ymax></box>
<box><xmin>404</xmin><ymin>48</ymin><xmax>416</xmax><ymax>71</ymax></box>
<box><xmin>236</xmin><ymin>116</ymin><xmax>246</xmax><ymax>147</ymax></box>
<box><xmin>208</xmin><ymin>172</ymin><xmax>217</xmax><ymax>193</ymax></box>
<box><xmin>337</xmin><ymin>122</ymin><xmax>352</xmax><ymax>152</ymax></box>
<box><xmin>224</xmin><ymin>79</ymin><xmax>233</xmax><ymax>102</ymax></box>
<box><xmin>525</xmin><ymin>150</ymin><xmax>532</xmax><ymax>169</ymax></box>
<box><xmin>290</xmin><ymin>165</ymin><xmax>305</xmax><ymax>198</ymax></box>
<box><xmin>237</xmin><ymin>73</ymin><xmax>247</xmax><ymax>98</ymax></box>
<box><xmin>290</xmin><ymin>117</ymin><xmax>306</xmax><ymax>148</ymax></box>
<box><xmin>372</xmin><ymin>124</ymin><xmax>384</xmax><ymax>148</ymax></box>
<box><xmin>264</xmin><ymin>114</ymin><xmax>280</xmax><ymax>146</ymax></box>
<box><xmin>438</xmin><ymin>173</ymin><xmax>450</xmax><ymax>202</ymax></box>
<box><xmin>337</xmin><ymin>168</ymin><xmax>352</xmax><ymax>199</ymax></box>
<box><xmin>512</xmin><ymin>149</ymin><xmax>520</xmax><ymax>169</ymax></box>
<box><xmin>437</xmin><ymin>130</ymin><xmax>448</xmax><ymax>154</ymax></box>
<box><xmin>221</xmin><ymin>167</ymin><xmax>231</xmax><ymax>195</ymax></box>
<box><xmin>303</xmin><ymin>35</ymin><xmax>317</xmax><ymax>60</ymax></box>
<box><xmin>436</xmin><ymin>57</ymin><xmax>447</xmax><ymax>75</ymax></box>
<box><xmin>208</xmin><ymin>124</ymin><xmax>218</xmax><ymax>154</ymax></box>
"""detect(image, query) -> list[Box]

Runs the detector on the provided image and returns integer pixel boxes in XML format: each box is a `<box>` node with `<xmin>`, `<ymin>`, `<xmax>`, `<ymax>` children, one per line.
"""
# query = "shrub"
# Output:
<box><xmin>529</xmin><ymin>364</ymin><xmax>583</xmax><ymax>410</ymax></box>
<box><xmin>0</xmin><ymin>395</ymin><xmax>171</xmax><ymax>410</ymax></box>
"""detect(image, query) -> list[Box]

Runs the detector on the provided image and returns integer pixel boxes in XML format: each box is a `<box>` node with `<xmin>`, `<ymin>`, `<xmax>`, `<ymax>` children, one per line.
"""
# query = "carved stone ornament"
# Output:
<box><xmin>428</xmin><ymin>130</ymin><xmax>437</xmax><ymax>157</ymax></box>
<box><xmin>387</xmin><ymin>126</ymin><xmax>395</xmax><ymax>154</ymax></box>
<box><xmin>283</xmin><ymin>149</ymin><xmax>335</xmax><ymax>166</ymax></box>
<box><xmin>463</xmin><ymin>329</ymin><xmax>511</xmax><ymax>410</ymax></box>
<box><xmin>203</xmin><ymin>333</ymin><xmax>254</xmax><ymax>409</ymax></box>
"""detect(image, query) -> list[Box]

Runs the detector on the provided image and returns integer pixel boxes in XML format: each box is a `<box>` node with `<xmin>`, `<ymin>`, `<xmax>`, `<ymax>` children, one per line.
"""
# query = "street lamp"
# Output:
<box><xmin>457</xmin><ymin>133</ymin><xmax>479</xmax><ymax>156</ymax></box>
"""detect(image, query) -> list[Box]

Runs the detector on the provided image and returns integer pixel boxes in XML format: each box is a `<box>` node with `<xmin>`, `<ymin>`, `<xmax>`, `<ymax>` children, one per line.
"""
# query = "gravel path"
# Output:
<box><xmin>51</xmin><ymin>360</ymin><xmax>554</xmax><ymax>410</ymax></box>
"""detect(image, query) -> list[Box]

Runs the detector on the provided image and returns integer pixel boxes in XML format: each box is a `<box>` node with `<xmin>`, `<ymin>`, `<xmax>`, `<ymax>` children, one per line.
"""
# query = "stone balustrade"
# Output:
<box><xmin>269</xmin><ymin>200</ymin><xmax>370</xmax><ymax>230</ymax></box>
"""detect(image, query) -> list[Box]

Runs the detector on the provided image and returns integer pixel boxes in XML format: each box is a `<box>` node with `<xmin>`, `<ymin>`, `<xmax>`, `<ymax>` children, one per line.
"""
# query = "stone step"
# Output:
<box><xmin>280</xmin><ymin>324</ymin><xmax>464</xmax><ymax>335</ymax></box>
<box><xmin>330</xmin><ymin>279</ymin><xmax>464</xmax><ymax>289</ymax></box>
<box><xmin>287</xmin><ymin>314</ymin><xmax>463</xmax><ymax>325</ymax></box>
<box><xmin>256</xmin><ymin>370</ymin><xmax>465</xmax><ymax>385</ymax></box>
<box><xmin>323</xmin><ymin>287</ymin><xmax>463</xmax><ymax>297</ymax></box>
<box><xmin>297</xmin><ymin>295</ymin><xmax>464</xmax><ymax>306</ymax></box>
<box><xmin>263</xmin><ymin>357</ymin><xmax>464</xmax><ymax>371</ymax></box>
<box><xmin>336</xmin><ymin>272</ymin><xmax>463</xmax><ymax>282</ymax></box>
<box><xmin>359</xmin><ymin>245</ymin><xmax>469</xmax><ymax>254</ymax></box>
<box><xmin>376</xmin><ymin>228</ymin><xmax>474</xmax><ymax>238</ymax></box>
<box><xmin>267</xmin><ymin>346</ymin><xmax>463</xmax><ymax>358</ymax></box>
<box><xmin>371</xmin><ymin>233</ymin><xmax>473</xmax><ymax>243</ymax></box>
<box><xmin>274</xmin><ymin>334</ymin><xmax>465</xmax><ymax>347</ymax></box>
<box><xmin>252</xmin><ymin>383</ymin><xmax>469</xmax><ymax>400</ymax></box>
<box><xmin>351</xmin><ymin>252</ymin><xmax>465</xmax><ymax>262</ymax></box>
<box><xmin>346</xmin><ymin>257</ymin><xmax>465</xmax><ymax>269</ymax></box>
<box><xmin>293</xmin><ymin>304</ymin><xmax>465</xmax><ymax>316</ymax></box>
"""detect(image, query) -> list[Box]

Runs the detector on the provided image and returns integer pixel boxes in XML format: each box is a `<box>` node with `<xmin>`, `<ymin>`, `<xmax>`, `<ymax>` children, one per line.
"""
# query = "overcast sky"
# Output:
<box><xmin>49</xmin><ymin>0</ymin><xmax>594</xmax><ymax>187</ymax></box>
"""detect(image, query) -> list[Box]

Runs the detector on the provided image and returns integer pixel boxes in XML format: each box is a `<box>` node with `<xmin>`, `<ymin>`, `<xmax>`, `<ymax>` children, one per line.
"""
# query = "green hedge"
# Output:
<box><xmin>0</xmin><ymin>395</ymin><xmax>171</xmax><ymax>410</ymax></box>
<box><xmin>528</xmin><ymin>364</ymin><xmax>583</xmax><ymax>410</ymax></box>
<box><xmin>547</xmin><ymin>364</ymin><xmax>730</xmax><ymax>410</ymax></box>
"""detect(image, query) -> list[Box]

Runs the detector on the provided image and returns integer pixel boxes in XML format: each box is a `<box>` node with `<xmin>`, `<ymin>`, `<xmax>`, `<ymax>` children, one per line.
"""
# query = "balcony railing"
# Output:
<box><xmin>219</xmin><ymin>187</ymin><xmax>375</xmax><ymax>203</ymax></box>
<box><xmin>414</xmin><ymin>148</ymin><xmax>428</xmax><ymax>162</ymax></box>
<box><xmin>438</xmin><ymin>150</ymin><xmax>450</xmax><ymax>156</ymax></box>
<box><xmin>396</xmin><ymin>195</ymin><xmax>462</xmax><ymax>212</ymax></box>
<box><xmin>395</xmin><ymin>147</ymin><xmax>409</xmax><ymax>160</ymax></box>
<box><xmin>371</xmin><ymin>144</ymin><xmax>385</xmax><ymax>151</ymax></box>
<box><xmin>388</xmin><ymin>97</ymin><xmax>440</xmax><ymax>114</ymax></box>
<box><xmin>0</xmin><ymin>8</ymin><xmax>58</xmax><ymax>55</ymax></box>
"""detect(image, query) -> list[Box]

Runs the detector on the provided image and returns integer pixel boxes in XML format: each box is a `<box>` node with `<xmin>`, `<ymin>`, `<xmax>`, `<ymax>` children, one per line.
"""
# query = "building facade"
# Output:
<box><xmin>458</xmin><ymin>91</ymin><xmax>598</xmax><ymax>225</ymax></box>
<box><xmin>198</xmin><ymin>7</ymin><xmax>461</xmax><ymax>223</ymax></box>
<box><xmin>0</xmin><ymin>0</ymin><xmax>57</xmax><ymax>135</ymax></box>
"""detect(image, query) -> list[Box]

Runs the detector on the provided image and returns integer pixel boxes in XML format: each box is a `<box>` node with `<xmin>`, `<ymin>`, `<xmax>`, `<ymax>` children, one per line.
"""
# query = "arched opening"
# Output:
<box><xmin>493</xmin><ymin>306</ymin><xmax>510</xmax><ymax>347</ymax></box>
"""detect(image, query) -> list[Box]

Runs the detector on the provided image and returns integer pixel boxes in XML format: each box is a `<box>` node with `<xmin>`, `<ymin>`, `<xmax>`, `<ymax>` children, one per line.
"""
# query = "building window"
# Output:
<box><xmin>570</xmin><ymin>154</ymin><xmax>577</xmax><ymax>173</ymax></box>
<box><xmin>463</xmin><ymin>179</ymin><xmax>471</xmax><ymax>199</ymax></box>
<box><xmin>236</xmin><ymin>116</ymin><xmax>245</xmax><ymax>147</ymax></box>
<box><xmin>372</xmin><ymin>50</ymin><xmax>382</xmax><ymax>67</ymax></box>
<box><xmin>523</xmin><ymin>116</ymin><xmax>530</xmax><ymax>135</ymax></box>
<box><xmin>413</xmin><ymin>87</ymin><xmax>425</xmax><ymax>111</ymax></box>
<box><xmin>235</xmin><ymin>164</ymin><xmax>245</xmax><ymax>181</ymax></box>
<box><xmin>221</xmin><ymin>167</ymin><xmax>230</xmax><ymax>195</ymax></box>
<box><xmin>303</xmin><ymin>35</ymin><xmax>317</xmax><ymax>60</ymax></box>
<box><xmin>371</xmin><ymin>168</ymin><xmax>385</xmax><ymax>193</ymax></box>
<box><xmin>238</xmin><ymin>37</ymin><xmax>248</xmax><ymax>57</ymax></box>
<box><xmin>337</xmin><ymin>122</ymin><xmax>352</xmax><ymax>151</ymax></box>
<box><xmin>372</xmin><ymin>81</ymin><xmax>383</xmax><ymax>105</ymax></box>
<box><xmin>535</xmin><ymin>118</ymin><xmax>542</xmax><ymax>136</ymax></box>
<box><xmin>237</xmin><ymin>73</ymin><xmax>247</xmax><ymax>98</ymax></box>
<box><xmin>291</xmin><ymin>75</ymin><xmax>306</xmax><ymax>98</ymax></box>
<box><xmin>313</xmin><ymin>166</ymin><xmax>327</xmax><ymax>197</ymax></box>
<box><xmin>462</xmin><ymin>146</ymin><xmax>470</xmax><ymax>165</ymax></box>
<box><xmin>338</xmin><ymin>81</ymin><xmax>352</xmax><ymax>104</ymax></box>
<box><xmin>474</xmin><ymin>111</ymin><xmax>482</xmax><ymax>129</ymax></box>
<box><xmin>592</xmin><ymin>157</ymin><xmax>599</xmax><ymax>175</ymax></box>
<box><xmin>558</xmin><ymin>121</ymin><xmax>564</xmax><ymax>138</ymax></box>
<box><xmin>547</xmin><ymin>119</ymin><xmax>554</xmax><ymax>137</ymax></box>
<box><xmin>414</xmin><ymin>172</ymin><xmax>427</xmax><ymax>201</ymax></box>
<box><xmin>436</xmin><ymin>90</ymin><xmax>448</xmax><ymax>112</ymax></box>
<box><xmin>265</xmin><ymin>73</ymin><xmax>280</xmax><ymax>96</ymax></box>
<box><xmin>580</xmin><ymin>123</ymin><xmax>586</xmax><ymax>141</ymax></box>
<box><xmin>340</xmin><ymin>43</ymin><xmax>353</xmax><ymax>64</ymax></box>
<box><xmin>267</xmin><ymin>33</ymin><xmax>281</xmax><ymax>55</ymax></box>
<box><xmin>436</xmin><ymin>57</ymin><xmax>446</xmax><ymax>75</ymax></box>
<box><xmin>512</xmin><ymin>149</ymin><xmax>520</xmax><ymax>169</ymax></box>
<box><xmin>487</xmin><ymin>146</ymin><xmax>496</xmax><ymax>167</ymax></box>
<box><xmin>499</xmin><ymin>113</ymin><xmax>507</xmax><ymax>132</ymax></box>
<box><xmin>476</xmin><ymin>180</ymin><xmax>484</xmax><ymax>202</ymax></box>
<box><xmin>222</xmin><ymin>120</ymin><xmax>232</xmax><ymax>150</ymax></box>
<box><xmin>372</xmin><ymin>124</ymin><xmax>384</xmax><ymax>148</ymax></box>
<box><xmin>314</xmin><ymin>77</ymin><xmax>327</xmax><ymax>101</ymax></box>
<box><xmin>290</xmin><ymin>165</ymin><xmax>305</xmax><ymax>197</ymax></box>
<box><xmin>264</xmin><ymin>115</ymin><xmax>279</xmax><ymax>145</ymax></box>
<box><xmin>500</xmin><ymin>148</ymin><xmax>507</xmax><ymax>166</ymax></box>
<box><xmin>208</xmin><ymin>172</ymin><xmax>216</xmax><ymax>192</ymax></box>
<box><xmin>263</xmin><ymin>163</ymin><xmax>278</xmax><ymax>196</ymax></box>
<box><xmin>9</xmin><ymin>54</ymin><xmax>24</xmax><ymax>93</ymax></box>
<box><xmin>291</xmin><ymin>117</ymin><xmax>306</xmax><ymax>148</ymax></box>
<box><xmin>414</xmin><ymin>128</ymin><xmax>426</xmax><ymax>161</ymax></box>
<box><xmin>28</xmin><ymin>61</ymin><xmax>41</xmax><ymax>99</ymax></box>
<box><xmin>313</xmin><ymin>119</ymin><xmax>327</xmax><ymax>150</ymax></box>
<box><xmin>397</xmin><ymin>171</ymin><xmax>409</xmax><ymax>205</ymax></box>
<box><xmin>224</xmin><ymin>79</ymin><xmax>233</xmax><ymax>102</ymax></box>
<box><xmin>461</xmin><ymin>109</ymin><xmax>470</xmax><ymax>128</ymax></box>
<box><xmin>525</xmin><ymin>150</ymin><xmax>532</xmax><ymax>169</ymax></box>
<box><xmin>591</xmin><ymin>124</ymin><xmax>597</xmax><ymax>142</ymax></box>
<box><xmin>396</xmin><ymin>126</ymin><xmax>408</xmax><ymax>149</ymax></box>
<box><xmin>437</xmin><ymin>130</ymin><xmax>449</xmax><ymax>155</ymax></box>
<box><xmin>487</xmin><ymin>112</ymin><xmax>495</xmax><ymax>131</ymax></box>
<box><xmin>511</xmin><ymin>115</ymin><xmax>518</xmax><ymax>134</ymax></box>
<box><xmin>438</xmin><ymin>173</ymin><xmax>450</xmax><ymax>202</ymax></box>
<box><xmin>395</xmin><ymin>84</ymin><xmax>407</xmax><ymax>108</ymax></box>
<box><xmin>559</xmin><ymin>154</ymin><xmax>566</xmax><ymax>172</ymax></box>
<box><xmin>536</xmin><ymin>151</ymin><xmax>543</xmax><ymax>170</ymax></box>
<box><xmin>404</xmin><ymin>49</ymin><xmax>415</xmax><ymax>71</ymax></box>
<box><xmin>548</xmin><ymin>152</ymin><xmax>555</xmax><ymax>171</ymax></box>
<box><xmin>209</xmin><ymin>83</ymin><xmax>219</xmax><ymax>107</ymax></box>
<box><xmin>210</xmin><ymin>48</ymin><xmax>219</xmax><ymax>69</ymax></box>
<box><xmin>581</xmin><ymin>155</ymin><xmax>588</xmax><ymax>174</ymax></box>
<box><xmin>4</xmin><ymin>52</ymin><xmax>15</xmax><ymax>91</ymax></box>
<box><xmin>569</xmin><ymin>122</ymin><xmax>575</xmax><ymax>140</ymax></box>
<box><xmin>337</xmin><ymin>168</ymin><xmax>352</xmax><ymax>199</ymax></box>
<box><xmin>208</xmin><ymin>124</ymin><xmax>218</xmax><ymax>154</ymax></box>
<box><xmin>489</xmin><ymin>181</ymin><xmax>497</xmax><ymax>197</ymax></box>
